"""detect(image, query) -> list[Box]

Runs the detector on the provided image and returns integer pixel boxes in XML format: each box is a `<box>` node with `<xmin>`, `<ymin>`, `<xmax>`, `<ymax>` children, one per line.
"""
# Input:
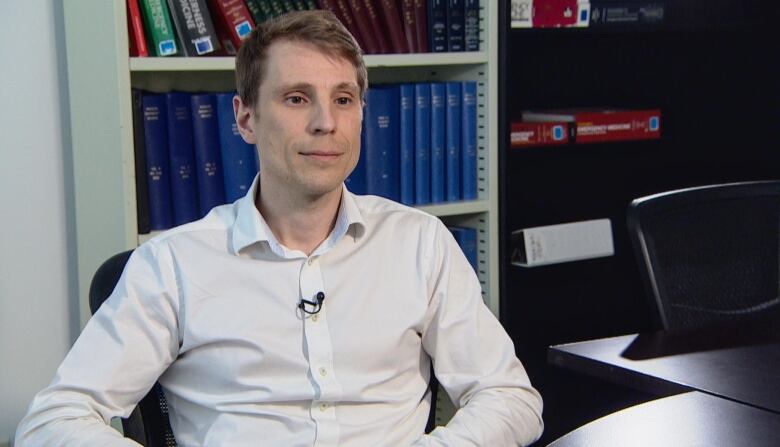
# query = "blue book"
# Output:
<box><xmin>430</xmin><ymin>83</ymin><xmax>446</xmax><ymax>204</ymax></box>
<box><xmin>428</xmin><ymin>0</ymin><xmax>447</xmax><ymax>52</ymax></box>
<box><xmin>141</xmin><ymin>93</ymin><xmax>173</xmax><ymax>230</ymax></box>
<box><xmin>346</xmin><ymin>131</ymin><xmax>368</xmax><ymax>195</ymax></box>
<box><xmin>450</xmin><ymin>226</ymin><xmax>478</xmax><ymax>273</ymax></box>
<box><xmin>190</xmin><ymin>93</ymin><xmax>226</xmax><ymax>217</ymax></box>
<box><xmin>363</xmin><ymin>85</ymin><xmax>401</xmax><ymax>201</ymax></box>
<box><xmin>132</xmin><ymin>89</ymin><xmax>151</xmax><ymax>234</ymax></box>
<box><xmin>464</xmin><ymin>0</ymin><xmax>480</xmax><ymax>51</ymax></box>
<box><xmin>399</xmin><ymin>84</ymin><xmax>415</xmax><ymax>205</ymax></box>
<box><xmin>216</xmin><ymin>92</ymin><xmax>259</xmax><ymax>203</ymax></box>
<box><xmin>414</xmin><ymin>83</ymin><xmax>431</xmax><ymax>204</ymax></box>
<box><xmin>461</xmin><ymin>81</ymin><xmax>478</xmax><ymax>200</ymax></box>
<box><xmin>165</xmin><ymin>92</ymin><xmax>199</xmax><ymax>226</ymax></box>
<box><xmin>445</xmin><ymin>82</ymin><xmax>462</xmax><ymax>202</ymax></box>
<box><xmin>447</xmin><ymin>0</ymin><xmax>465</xmax><ymax>52</ymax></box>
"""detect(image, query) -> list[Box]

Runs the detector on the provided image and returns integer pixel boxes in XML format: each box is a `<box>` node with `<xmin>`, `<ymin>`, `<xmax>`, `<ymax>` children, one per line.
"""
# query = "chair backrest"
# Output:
<box><xmin>627</xmin><ymin>181</ymin><xmax>780</xmax><ymax>330</ymax></box>
<box><xmin>89</xmin><ymin>249</ymin><xmax>177</xmax><ymax>447</ymax></box>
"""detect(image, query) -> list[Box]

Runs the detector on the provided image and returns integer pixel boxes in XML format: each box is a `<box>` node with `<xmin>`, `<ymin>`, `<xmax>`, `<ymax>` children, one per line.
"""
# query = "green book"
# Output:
<box><xmin>304</xmin><ymin>0</ymin><xmax>318</xmax><ymax>9</ymax></box>
<box><xmin>245</xmin><ymin>0</ymin><xmax>269</xmax><ymax>24</ymax></box>
<box><xmin>267</xmin><ymin>0</ymin><xmax>287</xmax><ymax>17</ymax></box>
<box><xmin>140</xmin><ymin>0</ymin><xmax>178</xmax><ymax>56</ymax></box>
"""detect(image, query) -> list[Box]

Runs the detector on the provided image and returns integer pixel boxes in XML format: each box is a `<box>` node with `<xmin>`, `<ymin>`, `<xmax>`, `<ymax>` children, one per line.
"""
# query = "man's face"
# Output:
<box><xmin>235</xmin><ymin>39</ymin><xmax>363</xmax><ymax>201</ymax></box>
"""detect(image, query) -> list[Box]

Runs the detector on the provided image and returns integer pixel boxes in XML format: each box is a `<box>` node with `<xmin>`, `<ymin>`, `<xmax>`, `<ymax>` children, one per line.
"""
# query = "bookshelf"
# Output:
<box><xmin>63</xmin><ymin>0</ymin><xmax>499</xmax><ymax>350</ymax></box>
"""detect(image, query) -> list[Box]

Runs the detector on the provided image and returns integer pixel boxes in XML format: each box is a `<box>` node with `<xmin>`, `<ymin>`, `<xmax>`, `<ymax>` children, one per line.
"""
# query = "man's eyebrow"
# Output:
<box><xmin>333</xmin><ymin>82</ymin><xmax>360</xmax><ymax>94</ymax></box>
<box><xmin>272</xmin><ymin>82</ymin><xmax>360</xmax><ymax>96</ymax></box>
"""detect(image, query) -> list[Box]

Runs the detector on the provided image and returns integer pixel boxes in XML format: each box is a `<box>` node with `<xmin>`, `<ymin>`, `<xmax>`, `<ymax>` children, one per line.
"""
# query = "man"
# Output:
<box><xmin>16</xmin><ymin>10</ymin><xmax>542</xmax><ymax>446</ymax></box>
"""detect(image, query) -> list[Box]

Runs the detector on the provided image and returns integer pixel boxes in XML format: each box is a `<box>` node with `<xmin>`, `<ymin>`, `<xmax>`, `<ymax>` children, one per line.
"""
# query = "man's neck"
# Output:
<box><xmin>255</xmin><ymin>180</ymin><xmax>343</xmax><ymax>256</ymax></box>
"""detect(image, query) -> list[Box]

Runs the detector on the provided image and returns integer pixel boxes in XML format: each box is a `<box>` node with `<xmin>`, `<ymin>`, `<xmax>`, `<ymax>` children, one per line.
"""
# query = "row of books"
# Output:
<box><xmin>133</xmin><ymin>90</ymin><xmax>260</xmax><ymax>233</ymax></box>
<box><xmin>510</xmin><ymin>0</ymin><xmax>665</xmax><ymax>29</ymax></box>
<box><xmin>449</xmin><ymin>226</ymin><xmax>478</xmax><ymax>272</ymax></box>
<box><xmin>128</xmin><ymin>0</ymin><xmax>480</xmax><ymax>57</ymax></box>
<box><xmin>348</xmin><ymin>81</ymin><xmax>479</xmax><ymax>206</ymax></box>
<box><xmin>510</xmin><ymin>108</ymin><xmax>661</xmax><ymax>148</ymax></box>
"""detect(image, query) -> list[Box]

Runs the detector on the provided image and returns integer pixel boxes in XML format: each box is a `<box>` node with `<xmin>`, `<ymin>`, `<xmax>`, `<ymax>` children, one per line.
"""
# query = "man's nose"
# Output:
<box><xmin>308</xmin><ymin>101</ymin><xmax>336</xmax><ymax>134</ymax></box>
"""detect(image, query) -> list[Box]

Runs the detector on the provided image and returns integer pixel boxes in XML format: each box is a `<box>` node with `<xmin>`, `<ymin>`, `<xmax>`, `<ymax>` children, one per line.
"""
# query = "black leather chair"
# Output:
<box><xmin>90</xmin><ymin>249</ymin><xmax>440</xmax><ymax>444</ymax></box>
<box><xmin>89</xmin><ymin>249</ymin><xmax>177</xmax><ymax>447</ymax></box>
<box><xmin>627</xmin><ymin>181</ymin><xmax>780</xmax><ymax>330</ymax></box>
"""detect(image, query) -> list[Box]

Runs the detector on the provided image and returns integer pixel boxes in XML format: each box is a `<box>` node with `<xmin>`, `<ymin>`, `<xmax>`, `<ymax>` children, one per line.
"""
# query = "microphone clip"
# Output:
<box><xmin>299</xmin><ymin>291</ymin><xmax>325</xmax><ymax>315</ymax></box>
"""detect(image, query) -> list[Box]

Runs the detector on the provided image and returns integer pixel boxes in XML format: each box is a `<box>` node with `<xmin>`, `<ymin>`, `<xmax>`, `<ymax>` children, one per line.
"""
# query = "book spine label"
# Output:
<box><xmin>590</xmin><ymin>1</ymin><xmax>666</xmax><ymax>26</ymax></box>
<box><xmin>574</xmin><ymin>110</ymin><xmax>661</xmax><ymax>143</ymax></box>
<box><xmin>445</xmin><ymin>82</ymin><xmax>461</xmax><ymax>202</ymax></box>
<box><xmin>167</xmin><ymin>0</ymin><xmax>220</xmax><ymax>56</ymax></box>
<box><xmin>510</xmin><ymin>0</ymin><xmax>533</xmax><ymax>28</ymax></box>
<box><xmin>141</xmin><ymin>93</ymin><xmax>173</xmax><ymax>230</ymax></box>
<box><xmin>510</xmin><ymin>122</ymin><xmax>570</xmax><ymax>147</ymax></box>
<box><xmin>165</xmin><ymin>92</ymin><xmax>200</xmax><ymax>226</ymax></box>
<box><xmin>430</xmin><ymin>82</ymin><xmax>446</xmax><ymax>204</ymax></box>
<box><xmin>461</xmin><ymin>81</ymin><xmax>477</xmax><ymax>200</ymax></box>
<box><xmin>464</xmin><ymin>0</ymin><xmax>479</xmax><ymax>51</ymax></box>
<box><xmin>216</xmin><ymin>92</ymin><xmax>260</xmax><ymax>203</ymax></box>
<box><xmin>140</xmin><ymin>0</ymin><xmax>179</xmax><ymax>56</ymax></box>
<box><xmin>428</xmin><ymin>0</ymin><xmax>447</xmax><ymax>52</ymax></box>
<box><xmin>532</xmin><ymin>0</ymin><xmax>579</xmax><ymax>28</ymax></box>
<box><xmin>447</xmin><ymin>0</ymin><xmax>465</xmax><ymax>51</ymax></box>
<box><xmin>127</xmin><ymin>0</ymin><xmax>150</xmax><ymax>57</ymax></box>
<box><xmin>363</xmin><ymin>86</ymin><xmax>401</xmax><ymax>201</ymax></box>
<box><xmin>399</xmin><ymin>84</ymin><xmax>416</xmax><ymax>205</ymax></box>
<box><xmin>414</xmin><ymin>83</ymin><xmax>431</xmax><ymax>204</ymax></box>
<box><xmin>190</xmin><ymin>94</ymin><xmax>226</xmax><ymax>216</ymax></box>
<box><xmin>132</xmin><ymin>90</ymin><xmax>151</xmax><ymax>234</ymax></box>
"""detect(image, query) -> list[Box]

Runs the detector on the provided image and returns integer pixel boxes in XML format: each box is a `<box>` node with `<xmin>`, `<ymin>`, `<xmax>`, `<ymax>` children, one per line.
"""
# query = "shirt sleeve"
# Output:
<box><xmin>412</xmin><ymin>220</ymin><xmax>544</xmax><ymax>447</ymax></box>
<box><xmin>15</xmin><ymin>242</ymin><xmax>181</xmax><ymax>446</ymax></box>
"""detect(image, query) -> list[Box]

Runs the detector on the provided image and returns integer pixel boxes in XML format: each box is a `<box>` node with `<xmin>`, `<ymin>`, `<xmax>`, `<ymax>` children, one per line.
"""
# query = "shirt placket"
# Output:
<box><xmin>300</xmin><ymin>255</ymin><xmax>342</xmax><ymax>446</ymax></box>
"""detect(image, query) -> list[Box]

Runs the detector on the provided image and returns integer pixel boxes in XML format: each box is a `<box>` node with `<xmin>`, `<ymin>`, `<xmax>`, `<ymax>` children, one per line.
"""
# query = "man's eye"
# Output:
<box><xmin>286</xmin><ymin>96</ymin><xmax>305</xmax><ymax>105</ymax></box>
<box><xmin>336</xmin><ymin>97</ymin><xmax>352</xmax><ymax>105</ymax></box>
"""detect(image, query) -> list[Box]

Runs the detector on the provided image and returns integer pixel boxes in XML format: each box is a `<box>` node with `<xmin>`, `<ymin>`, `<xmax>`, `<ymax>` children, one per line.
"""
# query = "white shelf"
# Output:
<box><xmin>129</xmin><ymin>52</ymin><xmax>488</xmax><ymax>72</ymax></box>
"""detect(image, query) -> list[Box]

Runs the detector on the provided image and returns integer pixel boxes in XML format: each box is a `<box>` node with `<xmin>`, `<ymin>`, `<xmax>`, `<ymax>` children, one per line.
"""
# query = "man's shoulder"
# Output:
<box><xmin>351</xmin><ymin>194</ymin><xmax>439</xmax><ymax>225</ymax></box>
<box><xmin>142</xmin><ymin>202</ymin><xmax>239</xmax><ymax>248</ymax></box>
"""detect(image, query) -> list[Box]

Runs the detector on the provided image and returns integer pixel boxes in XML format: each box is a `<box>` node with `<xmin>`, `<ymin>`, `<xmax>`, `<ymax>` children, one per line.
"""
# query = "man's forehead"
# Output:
<box><xmin>261</xmin><ymin>41</ymin><xmax>359</xmax><ymax>90</ymax></box>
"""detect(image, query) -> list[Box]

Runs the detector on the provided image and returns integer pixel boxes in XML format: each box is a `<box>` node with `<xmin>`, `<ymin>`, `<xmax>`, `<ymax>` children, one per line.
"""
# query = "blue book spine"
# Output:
<box><xmin>447</xmin><ymin>0</ymin><xmax>465</xmax><ymax>52</ymax></box>
<box><xmin>216</xmin><ymin>92</ymin><xmax>259</xmax><ymax>203</ymax></box>
<box><xmin>464</xmin><ymin>0</ymin><xmax>479</xmax><ymax>51</ymax></box>
<box><xmin>190</xmin><ymin>93</ymin><xmax>226</xmax><ymax>217</ymax></box>
<box><xmin>165</xmin><ymin>92</ymin><xmax>199</xmax><ymax>226</ymax></box>
<box><xmin>399</xmin><ymin>84</ymin><xmax>415</xmax><ymax>205</ymax></box>
<box><xmin>430</xmin><ymin>82</ymin><xmax>446</xmax><ymax>204</ymax></box>
<box><xmin>450</xmin><ymin>226</ymin><xmax>478</xmax><ymax>273</ymax></box>
<box><xmin>414</xmin><ymin>83</ymin><xmax>431</xmax><ymax>204</ymax></box>
<box><xmin>346</xmin><ymin>130</ymin><xmax>368</xmax><ymax>195</ymax></box>
<box><xmin>445</xmin><ymin>82</ymin><xmax>462</xmax><ymax>202</ymax></box>
<box><xmin>461</xmin><ymin>81</ymin><xmax>478</xmax><ymax>200</ymax></box>
<box><xmin>363</xmin><ymin>85</ymin><xmax>401</xmax><ymax>201</ymax></box>
<box><xmin>428</xmin><ymin>0</ymin><xmax>447</xmax><ymax>52</ymax></box>
<box><xmin>141</xmin><ymin>93</ymin><xmax>173</xmax><ymax>230</ymax></box>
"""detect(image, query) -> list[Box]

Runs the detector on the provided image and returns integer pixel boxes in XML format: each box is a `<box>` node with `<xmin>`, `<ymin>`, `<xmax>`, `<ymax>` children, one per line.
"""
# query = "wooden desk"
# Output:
<box><xmin>548</xmin><ymin>391</ymin><xmax>780</xmax><ymax>446</ymax></box>
<box><xmin>548</xmin><ymin>322</ymin><xmax>780</xmax><ymax>413</ymax></box>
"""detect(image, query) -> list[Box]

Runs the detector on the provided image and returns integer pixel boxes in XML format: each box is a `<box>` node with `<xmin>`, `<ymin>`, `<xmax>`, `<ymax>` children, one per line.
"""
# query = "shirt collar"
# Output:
<box><xmin>232</xmin><ymin>175</ymin><xmax>366</xmax><ymax>256</ymax></box>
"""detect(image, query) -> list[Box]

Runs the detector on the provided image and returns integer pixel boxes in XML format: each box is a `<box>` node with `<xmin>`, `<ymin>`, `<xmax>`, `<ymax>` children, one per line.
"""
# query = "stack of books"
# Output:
<box><xmin>510</xmin><ymin>108</ymin><xmax>661</xmax><ymax>148</ymax></box>
<box><xmin>347</xmin><ymin>81</ymin><xmax>479</xmax><ymax>206</ymax></box>
<box><xmin>127</xmin><ymin>0</ymin><xmax>482</xmax><ymax>57</ymax></box>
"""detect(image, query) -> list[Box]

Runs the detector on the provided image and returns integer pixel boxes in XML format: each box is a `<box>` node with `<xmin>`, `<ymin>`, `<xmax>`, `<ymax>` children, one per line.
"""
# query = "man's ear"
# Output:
<box><xmin>233</xmin><ymin>95</ymin><xmax>257</xmax><ymax>145</ymax></box>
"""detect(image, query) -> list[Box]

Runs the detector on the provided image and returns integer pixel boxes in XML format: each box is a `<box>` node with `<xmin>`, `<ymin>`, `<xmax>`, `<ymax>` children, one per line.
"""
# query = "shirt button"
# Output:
<box><xmin>319</xmin><ymin>402</ymin><xmax>329</xmax><ymax>412</ymax></box>
<box><xmin>311</xmin><ymin>313</ymin><xmax>319</xmax><ymax>322</ymax></box>
<box><xmin>319</xmin><ymin>366</ymin><xmax>328</xmax><ymax>377</ymax></box>
<box><xmin>307</xmin><ymin>258</ymin><xmax>314</xmax><ymax>266</ymax></box>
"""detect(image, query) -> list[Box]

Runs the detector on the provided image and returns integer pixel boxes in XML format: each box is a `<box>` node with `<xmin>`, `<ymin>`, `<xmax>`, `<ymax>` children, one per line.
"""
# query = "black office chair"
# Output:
<box><xmin>89</xmin><ymin>249</ymin><xmax>177</xmax><ymax>447</ymax></box>
<box><xmin>627</xmin><ymin>181</ymin><xmax>780</xmax><ymax>330</ymax></box>
<box><xmin>90</xmin><ymin>250</ymin><xmax>441</xmax><ymax>444</ymax></box>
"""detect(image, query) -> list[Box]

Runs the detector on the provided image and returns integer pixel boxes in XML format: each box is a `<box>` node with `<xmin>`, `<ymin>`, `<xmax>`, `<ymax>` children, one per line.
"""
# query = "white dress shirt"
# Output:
<box><xmin>16</xmin><ymin>177</ymin><xmax>543</xmax><ymax>446</ymax></box>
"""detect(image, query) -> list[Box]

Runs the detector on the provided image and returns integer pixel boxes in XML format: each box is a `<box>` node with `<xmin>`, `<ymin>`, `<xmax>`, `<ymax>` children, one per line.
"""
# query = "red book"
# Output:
<box><xmin>345</xmin><ymin>0</ymin><xmax>380</xmax><ymax>53</ymax></box>
<box><xmin>511</xmin><ymin>122</ymin><xmax>570</xmax><ymax>148</ymax></box>
<box><xmin>207</xmin><ymin>0</ymin><xmax>255</xmax><ymax>55</ymax></box>
<box><xmin>532</xmin><ymin>0</ymin><xmax>579</xmax><ymax>28</ymax></box>
<box><xmin>521</xmin><ymin>109</ymin><xmax>662</xmax><ymax>144</ymax></box>
<box><xmin>318</xmin><ymin>0</ymin><xmax>368</xmax><ymax>53</ymax></box>
<box><xmin>127</xmin><ymin>0</ymin><xmax>149</xmax><ymax>57</ymax></box>
<box><xmin>377</xmin><ymin>0</ymin><xmax>409</xmax><ymax>53</ymax></box>
<box><xmin>400</xmin><ymin>0</ymin><xmax>418</xmax><ymax>53</ymax></box>
<box><xmin>413</xmin><ymin>0</ymin><xmax>428</xmax><ymax>52</ymax></box>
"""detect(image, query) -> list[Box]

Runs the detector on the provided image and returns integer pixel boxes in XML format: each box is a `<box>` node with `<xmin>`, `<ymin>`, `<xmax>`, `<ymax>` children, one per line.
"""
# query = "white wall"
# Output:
<box><xmin>0</xmin><ymin>1</ymin><xmax>77</xmax><ymax>445</ymax></box>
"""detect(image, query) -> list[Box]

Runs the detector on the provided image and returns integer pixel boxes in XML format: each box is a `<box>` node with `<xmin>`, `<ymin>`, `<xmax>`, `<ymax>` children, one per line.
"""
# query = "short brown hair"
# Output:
<box><xmin>235</xmin><ymin>10</ymin><xmax>367</xmax><ymax>108</ymax></box>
